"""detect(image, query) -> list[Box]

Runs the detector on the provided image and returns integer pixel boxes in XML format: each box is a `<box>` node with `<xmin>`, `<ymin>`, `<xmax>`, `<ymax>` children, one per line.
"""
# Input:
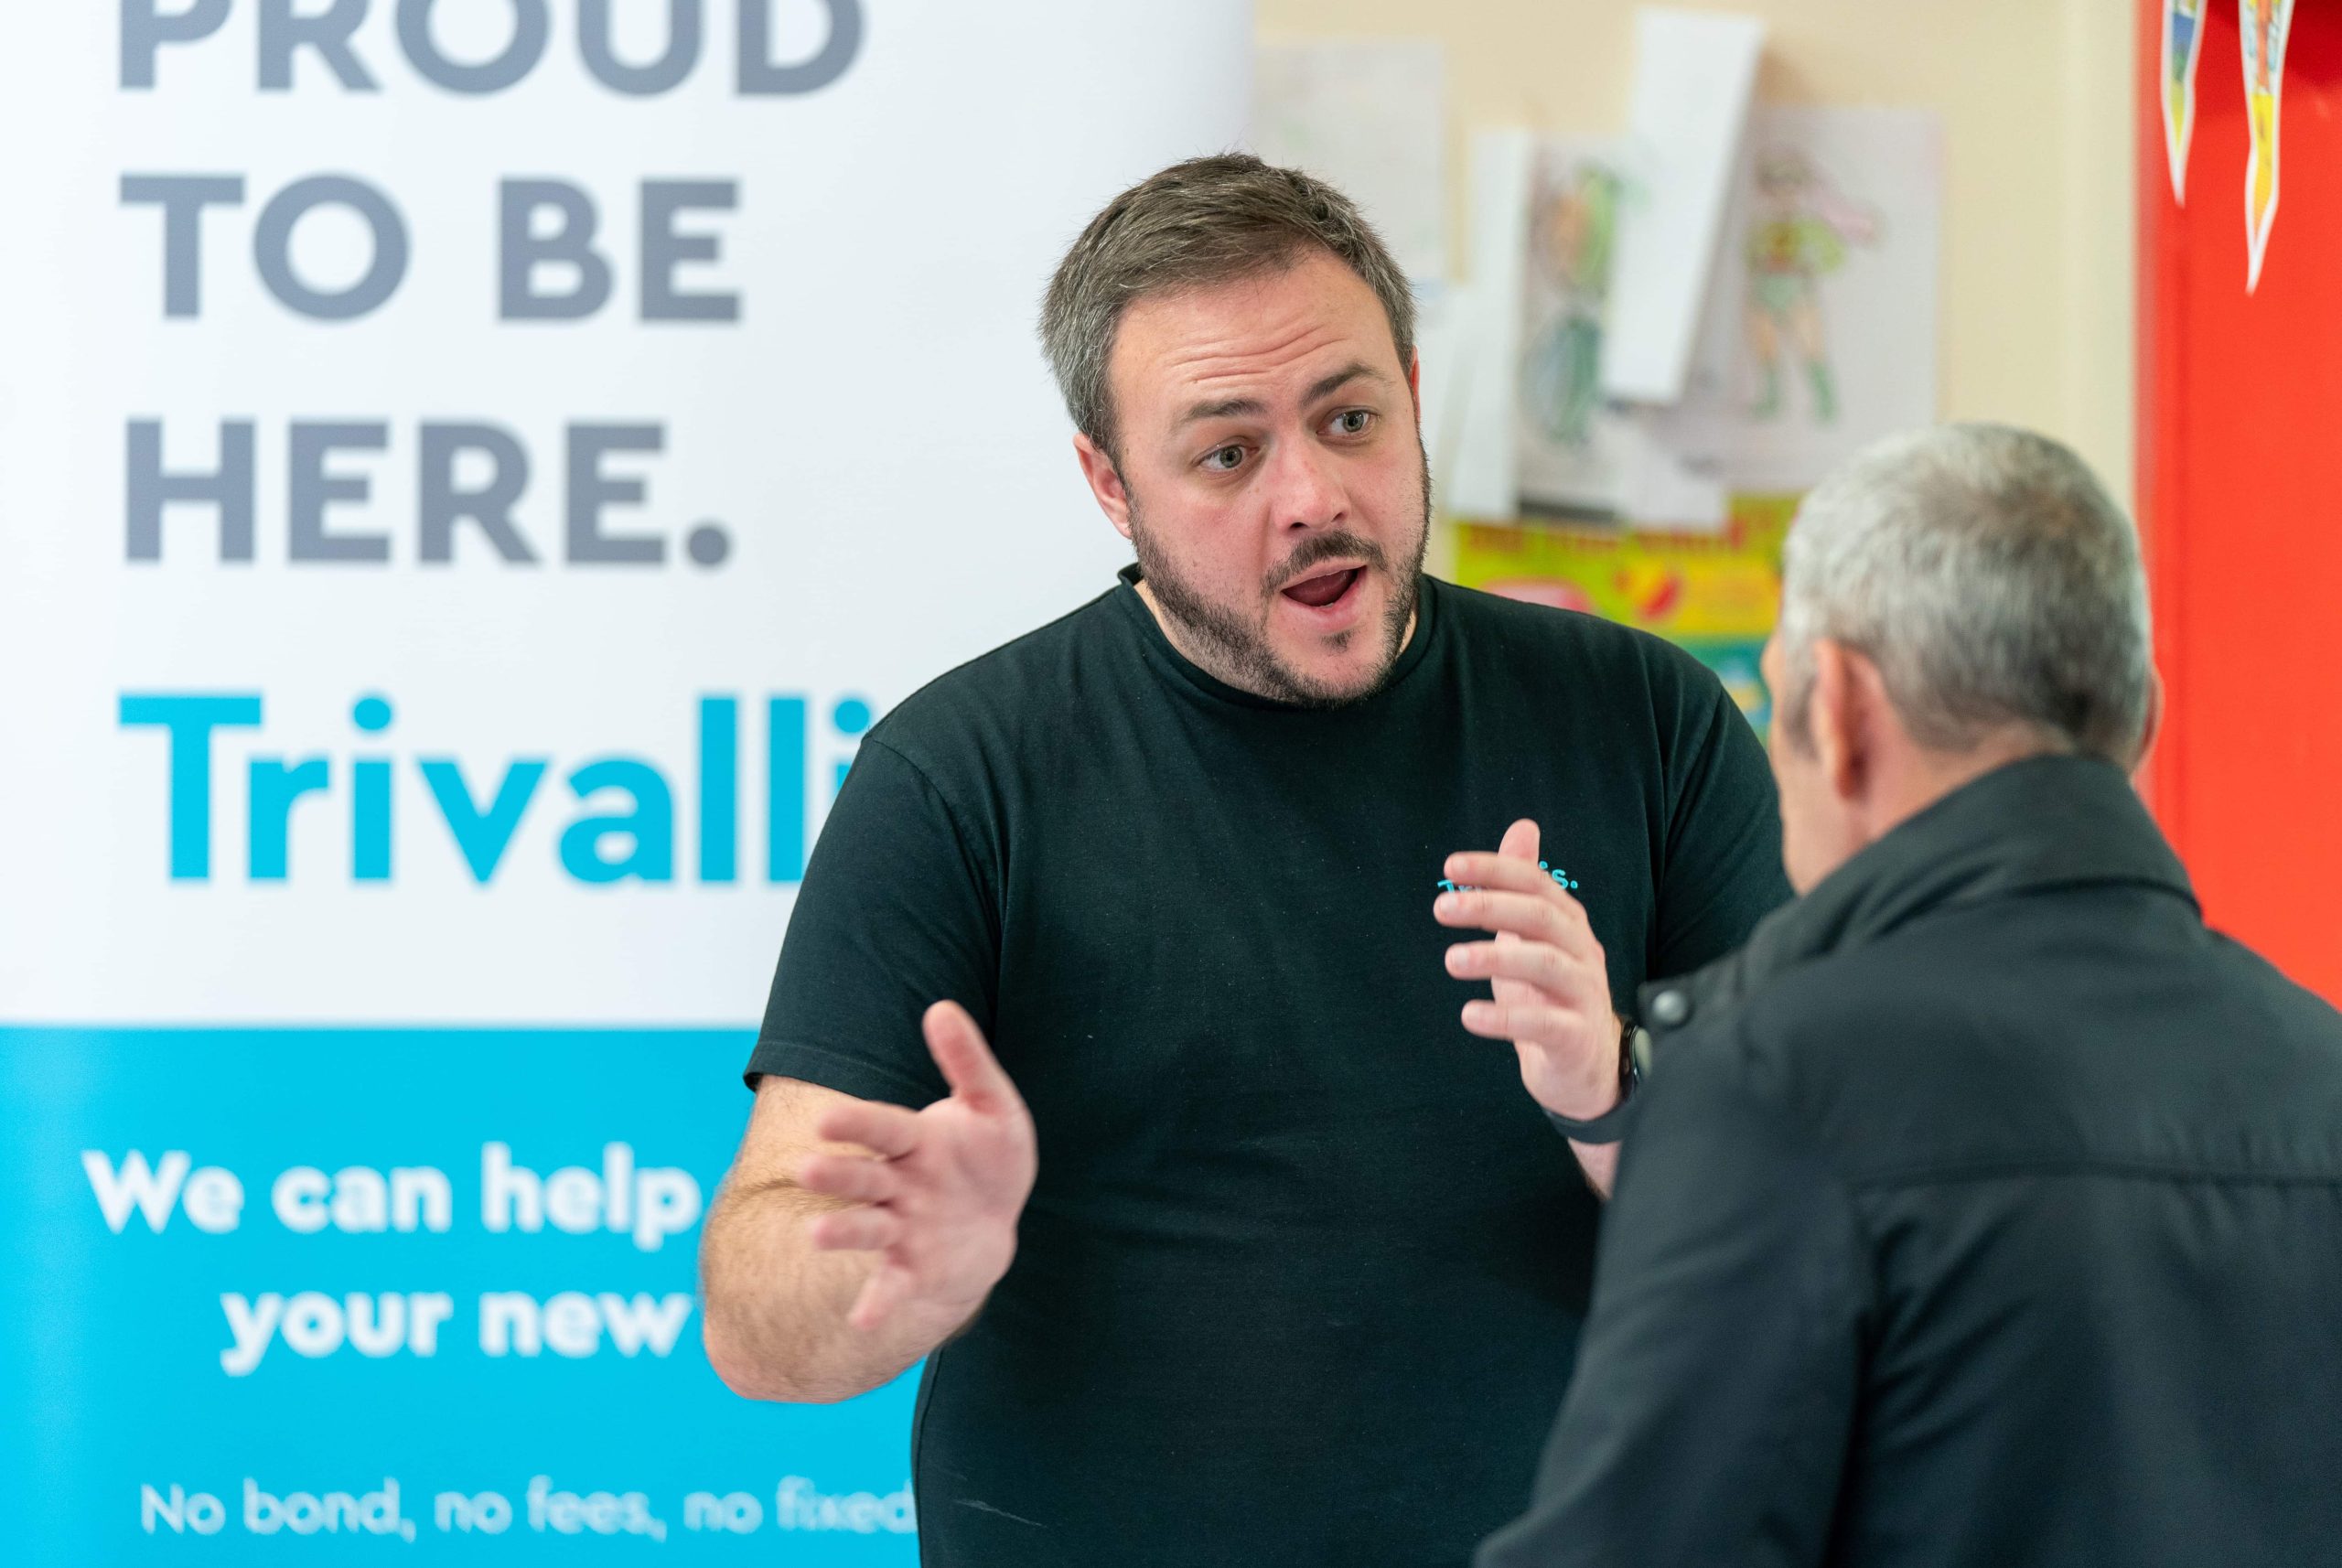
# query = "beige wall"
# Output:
<box><xmin>1256</xmin><ymin>0</ymin><xmax>2138</xmax><ymax>505</ymax></box>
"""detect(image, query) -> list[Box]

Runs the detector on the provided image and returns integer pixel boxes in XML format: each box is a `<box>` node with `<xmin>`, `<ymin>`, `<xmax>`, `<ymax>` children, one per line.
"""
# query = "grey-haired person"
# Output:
<box><xmin>1481</xmin><ymin>424</ymin><xmax>2342</xmax><ymax>1568</ymax></box>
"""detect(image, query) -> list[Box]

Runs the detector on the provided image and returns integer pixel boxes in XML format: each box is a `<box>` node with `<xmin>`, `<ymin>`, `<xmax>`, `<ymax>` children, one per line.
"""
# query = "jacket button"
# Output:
<box><xmin>1649</xmin><ymin>989</ymin><xmax>1691</xmax><ymax>1027</ymax></box>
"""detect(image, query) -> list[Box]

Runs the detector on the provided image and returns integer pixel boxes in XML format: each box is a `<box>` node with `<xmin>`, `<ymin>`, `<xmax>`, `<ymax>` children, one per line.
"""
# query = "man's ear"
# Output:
<box><xmin>1072</xmin><ymin>434</ymin><xmax>1134</xmax><ymax>541</ymax></box>
<box><xmin>1407</xmin><ymin>350</ymin><xmax>1423</xmax><ymax>428</ymax></box>
<box><xmin>2133</xmin><ymin>666</ymin><xmax>2166</xmax><ymax>778</ymax></box>
<box><xmin>1808</xmin><ymin>639</ymin><xmax>1865</xmax><ymax>802</ymax></box>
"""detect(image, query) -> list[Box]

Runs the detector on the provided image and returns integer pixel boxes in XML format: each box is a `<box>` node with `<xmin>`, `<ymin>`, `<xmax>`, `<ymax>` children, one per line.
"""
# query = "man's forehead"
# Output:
<box><xmin>1109</xmin><ymin>255</ymin><xmax>1399</xmax><ymax>419</ymax></box>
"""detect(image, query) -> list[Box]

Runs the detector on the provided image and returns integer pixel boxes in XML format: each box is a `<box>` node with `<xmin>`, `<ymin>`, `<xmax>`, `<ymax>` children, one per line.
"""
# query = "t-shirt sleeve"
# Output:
<box><xmin>1475</xmin><ymin>1034</ymin><xmax>1869</xmax><ymax>1568</ymax></box>
<box><xmin>743</xmin><ymin>735</ymin><xmax>1000</xmax><ymax>1107</ymax></box>
<box><xmin>1654</xmin><ymin>673</ymin><xmax>1793</xmax><ymax>980</ymax></box>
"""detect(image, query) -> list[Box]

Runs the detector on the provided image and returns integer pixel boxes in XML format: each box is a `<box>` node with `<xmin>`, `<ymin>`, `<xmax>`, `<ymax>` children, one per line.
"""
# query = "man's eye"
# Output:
<box><xmin>1203</xmin><ymin>445</ymin><xmax>1246</xmax><ymax>472</ymax></box>
<box><xmin>1331</xmin><ymin>409</ymin><xmax>1374</xmax><ymax>436</ymax></box>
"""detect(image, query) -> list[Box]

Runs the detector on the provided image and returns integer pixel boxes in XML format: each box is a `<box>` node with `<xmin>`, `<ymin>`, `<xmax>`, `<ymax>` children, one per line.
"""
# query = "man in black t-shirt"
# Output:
<box><xmin>699</xmin><ymin>156</ymin><xmax>1789</xmax><ymax>1567</ymax></box>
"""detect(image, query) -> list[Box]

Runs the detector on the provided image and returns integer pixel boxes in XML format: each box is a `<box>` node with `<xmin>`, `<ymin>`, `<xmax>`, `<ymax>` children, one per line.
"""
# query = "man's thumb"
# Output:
<box><xmin>924</xmin><ymin>1000</ymin><xmax>1022</xmax><ymax>1116</ymax></box>
<box><xmin>1499</xmin><ymin>817</ymin><xmax>1541</xmax><ymax>863</ymax></box>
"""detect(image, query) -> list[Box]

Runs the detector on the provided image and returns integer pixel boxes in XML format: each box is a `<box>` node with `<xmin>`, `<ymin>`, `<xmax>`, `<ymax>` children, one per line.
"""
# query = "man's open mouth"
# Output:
<box><xmin>1280</xmin><ymin>566</ymin><xmax>1362</xmax><ymax>609</ymax></box>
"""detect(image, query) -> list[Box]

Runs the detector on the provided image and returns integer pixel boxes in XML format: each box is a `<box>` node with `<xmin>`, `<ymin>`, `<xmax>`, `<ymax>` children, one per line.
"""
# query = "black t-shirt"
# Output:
<box><xmin>747</xmin><ymin>567</ymin><xmax>1789</xmax><ymax>1567</ymax></box>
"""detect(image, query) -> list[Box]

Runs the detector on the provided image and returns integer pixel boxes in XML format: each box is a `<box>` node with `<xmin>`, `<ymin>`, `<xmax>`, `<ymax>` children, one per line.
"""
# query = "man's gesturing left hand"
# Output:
<box><xmin>1434</xmin><ymin>819</ymin><xmax>1621</xmax><ymax>1123</ymax></box>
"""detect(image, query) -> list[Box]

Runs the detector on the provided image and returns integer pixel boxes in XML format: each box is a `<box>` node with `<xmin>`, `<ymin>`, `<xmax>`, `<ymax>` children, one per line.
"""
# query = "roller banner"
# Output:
<box><xmin>0</xmin><ymin>4</ymin><xmax>1250</xmax><ymax>1559</ymax></box>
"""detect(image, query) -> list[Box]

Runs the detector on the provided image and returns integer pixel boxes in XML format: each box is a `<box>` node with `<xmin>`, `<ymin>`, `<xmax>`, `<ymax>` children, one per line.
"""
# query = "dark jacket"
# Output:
<box><xmin>1479</xmin><ymin>755</ymin><xmax>2342</xmax><ymax>1568</ymax></box>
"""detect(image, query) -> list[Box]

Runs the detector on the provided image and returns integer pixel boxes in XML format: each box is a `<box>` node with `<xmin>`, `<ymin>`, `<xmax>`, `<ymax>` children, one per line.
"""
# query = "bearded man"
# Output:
<box><xmin>701</xmin><ymin>155</ymin><xmax>1789</xmax><ymax>1567</ymax></box>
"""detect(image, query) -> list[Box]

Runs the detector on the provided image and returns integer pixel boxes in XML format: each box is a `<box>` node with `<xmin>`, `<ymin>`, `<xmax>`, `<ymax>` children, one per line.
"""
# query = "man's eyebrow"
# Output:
<box><xmin>1176</xmin><ymin>360</ymin><xmax>1391</xmax><ymax>427</ymax></box>
<box><xmin>1302</xmin><ymin>360</ymin><xmax>1386</xmax><ymax>405</ymax></box>
<box><xmin>1179</xmin><ymin>393</ymin><xmax>1268</xmax><ymax>425</ymax></box>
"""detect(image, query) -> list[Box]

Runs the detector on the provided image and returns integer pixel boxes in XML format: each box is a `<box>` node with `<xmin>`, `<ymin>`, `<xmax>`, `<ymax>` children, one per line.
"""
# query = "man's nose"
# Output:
<box><xmin>1262</xmin><ymin>435</ymin><xmax>1346</xmax><ymax>531</ymax></box>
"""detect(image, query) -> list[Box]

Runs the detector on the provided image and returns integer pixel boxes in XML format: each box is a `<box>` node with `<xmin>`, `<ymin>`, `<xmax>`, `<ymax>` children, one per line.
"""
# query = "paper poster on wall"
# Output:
<box><xmin>1495</xmin><ymin>135</ymin><xmax>1725</xmax><ymax>530</ymax></box>
<box><xmin>2164</xmin><ymin>1</ymin><xmax>2208</xmax><ymax>202</ymax></box>
<box><xmin>2242</xmin><ymin>0</ymin><xmax>2296</xmax><ymax>291</ymax></box>
<box><xmin>1252</xmin><ymin>38</ymin><xmax>1448</xmax><ymax>283</ymax></box>
<box><xmin>1515</xmin><ymin>138</ymin><xmax>1628</xmax><ymax>513</ymax></box>
<box><xmin>1444</xmin><ymin>129</ymin><xmax>1536</xmax><ymax>519</ymax></box>
<box><xmin>1447</xmin><ymin>493</ymin><xmax>1796</xmax><ymax>733</ymax></box>
<box><xmin>1658</xmin><ymin>106</ymin><xmax>1941</xmax><ymax>494</ymax></box>
<box><xmin>1599</xmin><ymin>7</ymin><xmax>1765</xmax><ymax>405</ymax></box>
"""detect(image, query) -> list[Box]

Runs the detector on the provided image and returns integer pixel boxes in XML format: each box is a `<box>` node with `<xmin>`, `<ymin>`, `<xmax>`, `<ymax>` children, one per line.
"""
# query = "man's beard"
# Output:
<box><xmin>1127</xmin><ymin>445</ymin><xmax>1433</xmax><ymax>709</ymax></box>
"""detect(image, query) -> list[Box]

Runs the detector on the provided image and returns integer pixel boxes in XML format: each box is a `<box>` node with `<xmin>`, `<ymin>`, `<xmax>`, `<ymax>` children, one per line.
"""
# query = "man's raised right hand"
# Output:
<box><xmin>793</xmin><ymin>1000</ymin><xmax>1037</xmax><ymax>1335</ymax></box>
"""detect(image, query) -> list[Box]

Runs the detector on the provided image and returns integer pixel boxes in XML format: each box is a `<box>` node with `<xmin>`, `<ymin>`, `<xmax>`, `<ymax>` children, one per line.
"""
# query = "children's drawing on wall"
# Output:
<box><xmin>1659</xmin><ymin>106</ymin><xmax>1940</xmax><ymax>495</ymax></box>
<box><xmin>1742</xmin><ymin>145</ymin><xmax>1881</xmax><ymax>426</ymax></box>
<box><xmin>2241</xmin><ymin>0</ymin><xmax>2296</xmax><ymax>292</ymax></box>
<box><xmin>1522</xmin><ymin>157</ymin><xmax>1620</xmax><ymax>452</ymax></box>
<box><xmin>1514</xmin><ymin>140</ymin><xmax>1633</xmax><ymax>514</ymax></box>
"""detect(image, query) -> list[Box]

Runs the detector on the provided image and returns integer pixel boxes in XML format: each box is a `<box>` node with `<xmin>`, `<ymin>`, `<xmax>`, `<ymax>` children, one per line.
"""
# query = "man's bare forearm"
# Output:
<box><xmin>699</xmin><ymin>1178</ymin><xmax>966</xmax><ymax>1403</ymax></box>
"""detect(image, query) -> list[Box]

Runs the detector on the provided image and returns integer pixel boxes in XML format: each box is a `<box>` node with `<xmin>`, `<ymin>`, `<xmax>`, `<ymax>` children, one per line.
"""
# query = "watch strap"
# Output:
<box><xmin>1542</xmin><ymin>1021</ymin><xmax>1647</xmax><ymax>1146</ymax></box>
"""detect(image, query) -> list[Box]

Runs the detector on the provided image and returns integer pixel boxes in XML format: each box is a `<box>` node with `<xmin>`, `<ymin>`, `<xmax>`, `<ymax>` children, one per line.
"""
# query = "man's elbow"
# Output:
<box><xmin>702</xmin><ymin>1311</ymin><xmax>784</xmax><ymax>1402</ymax></box>
<box><xmin>700</xmin><ymin>1304</ymin><xmax>864</xmax><ymax>1405</ymax></box>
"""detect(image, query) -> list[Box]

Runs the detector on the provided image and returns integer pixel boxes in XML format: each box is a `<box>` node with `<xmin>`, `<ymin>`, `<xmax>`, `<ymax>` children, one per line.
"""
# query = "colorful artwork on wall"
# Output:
<box><xmin>1446</xmin><ymin>494</ymin><xmax>1799</xmax><ymax>736</ymax></box>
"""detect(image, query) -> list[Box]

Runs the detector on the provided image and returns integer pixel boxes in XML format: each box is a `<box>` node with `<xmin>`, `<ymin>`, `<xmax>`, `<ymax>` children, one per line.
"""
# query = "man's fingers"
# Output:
<box><xmin>1445</xmin><ymin>940</ymin><xmax>1600</xmax><ymax>1000</ymax></box>
<box><xmin>1434</xmin><ymin>887</ymin><xmax>1588</xmax><ymax>954</ymax></box>
<box><xmin>1499</xmin><ymin>817</ymin><xmax>1541</xmax><ymax>863</ymax></box>
<box><xmin>796</xmin><ymin>1152</ymin><xmax>899</xmax><ymax>1205</ymax></box>
<box><xmin>845</xmin><ymin>1262</ymin><xmax>916</xmax><ymax>1334</ymax></box>
<box><xmin>813</xmin><ymin>1099</ymin><xmax>921</xmax><ymax>1160</ymax></box>
<box><xmin>925</xmin><ymin>1000</ymin><xmax>1024</xmax><ymax>1116</ymax></box>
<box><xmin>1460</xmin><ymin>997</ymin><xmax>1592</xmax><ymax>1045</ymax></box>
<box><xmin>807</xmin><ymin>1207</ymin><xmax>902</xmax><ymax>1254</ymax></box>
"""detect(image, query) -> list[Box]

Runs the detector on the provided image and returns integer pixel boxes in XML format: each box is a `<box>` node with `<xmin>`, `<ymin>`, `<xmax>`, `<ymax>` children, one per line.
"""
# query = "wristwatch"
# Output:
<box><xmin>1542</xmin><ymin>1016</ymin><xmax>1646</xmax><ymax>1145</ymax></box>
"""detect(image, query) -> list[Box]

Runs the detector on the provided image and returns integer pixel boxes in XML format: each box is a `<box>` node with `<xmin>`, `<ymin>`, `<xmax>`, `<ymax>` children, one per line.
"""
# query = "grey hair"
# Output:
<box><xmin>1039</xmin><ymin>153</ymin><xmax>1416</xmax><ymax>462</ymax></box>
<box><xmin>1776</xmin><ymin>423</ymin><xmax>2153</xmax><ymax>764</ymax></box>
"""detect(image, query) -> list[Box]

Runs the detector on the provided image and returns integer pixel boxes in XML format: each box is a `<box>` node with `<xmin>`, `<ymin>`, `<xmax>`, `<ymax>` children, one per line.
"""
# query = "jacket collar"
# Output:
<box><xmin>1637</xmin><ymin>754</ymin><xmax>2197</xmax><ymax>1040</ymax></box>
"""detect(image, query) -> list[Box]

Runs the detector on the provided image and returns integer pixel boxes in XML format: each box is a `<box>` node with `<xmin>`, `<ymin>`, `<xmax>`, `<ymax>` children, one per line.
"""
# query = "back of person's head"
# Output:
<box><xmin>1777</xmin><ymin>423</ymin><xmax>2153</xmax><ymax>767</ymax></box>
<box><xmin>1038</xmin><ymin>153</ymin><xmax>1415</xmax><ymax>463</ymax></box>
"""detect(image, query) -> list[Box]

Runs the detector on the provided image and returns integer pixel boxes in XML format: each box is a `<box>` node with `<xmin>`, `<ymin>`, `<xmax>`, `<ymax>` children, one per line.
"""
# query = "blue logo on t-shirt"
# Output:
<box><xmin>1438</xmin><ymin>861</ymin><xmax>1580</xmax><ymax>894</ymax></box>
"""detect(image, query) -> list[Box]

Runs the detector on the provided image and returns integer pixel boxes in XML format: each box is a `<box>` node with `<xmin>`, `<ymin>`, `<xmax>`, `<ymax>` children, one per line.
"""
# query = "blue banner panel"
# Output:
<box><xmin>1</xmin><ymin>1028</ymin><xmax>919</xmax><ymax>1563</ymax></box>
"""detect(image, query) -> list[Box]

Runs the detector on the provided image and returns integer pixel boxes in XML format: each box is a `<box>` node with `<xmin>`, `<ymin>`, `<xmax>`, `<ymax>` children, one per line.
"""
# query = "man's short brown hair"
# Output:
<box><xmin>1039</xmin><ymin>154</ymin><xmax>1416</xmax><ymax>462</ymax></box>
